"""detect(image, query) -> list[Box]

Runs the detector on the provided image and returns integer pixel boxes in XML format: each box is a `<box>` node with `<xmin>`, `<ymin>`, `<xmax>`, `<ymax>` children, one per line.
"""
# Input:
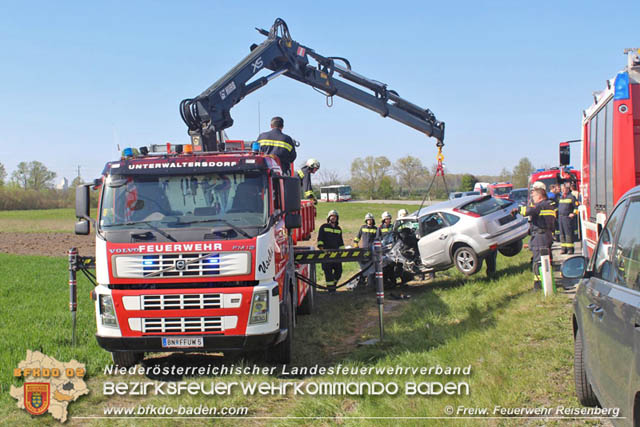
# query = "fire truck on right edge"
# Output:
<box><xmin>578</xmin><ymin>48</ymin><xmax>640</xmax><ymax>257</ymax></box>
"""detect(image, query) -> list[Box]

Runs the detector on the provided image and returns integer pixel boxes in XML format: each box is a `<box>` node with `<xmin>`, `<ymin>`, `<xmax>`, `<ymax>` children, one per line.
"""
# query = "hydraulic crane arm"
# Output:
<box><xmin>180</xmin><ymin>18</ymin><xmax>445</xmax><ymax>151</ymax></box>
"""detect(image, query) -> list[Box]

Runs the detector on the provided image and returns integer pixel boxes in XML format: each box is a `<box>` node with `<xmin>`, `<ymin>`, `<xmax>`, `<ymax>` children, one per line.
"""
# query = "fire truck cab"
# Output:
<box><xmin>76</xmin><ymin>143</ymin><xmax>315</xmax><ymax>365</ymax></box>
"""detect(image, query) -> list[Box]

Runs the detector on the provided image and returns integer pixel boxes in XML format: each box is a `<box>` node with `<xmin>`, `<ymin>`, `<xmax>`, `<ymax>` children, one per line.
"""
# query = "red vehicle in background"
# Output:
<box><xmin>487</xmin><ymin>182</ymin><xmax>513</xmax><ymax>199</ymax></box>
<box><xmin>528</xmin><ymin>166</ymin><xmax>581</xmax><ymax>193</ymax></box>
<box><xmin>579</xmin><ymin>48</ymin><xmax>640</xmax><ymax>257</ymax></box>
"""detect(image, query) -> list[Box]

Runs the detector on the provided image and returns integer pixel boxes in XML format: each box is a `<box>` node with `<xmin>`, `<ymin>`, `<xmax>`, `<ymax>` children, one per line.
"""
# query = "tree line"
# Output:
<box><xmin>0</xmin><ymin>156</ymin><xmax>538</xmax><ymax>210</ymax></box>
<box><xmin>0</xmin><ymin>161</ymin><xmax>85</xmax><ymax>210</ymax></box>
<box><xmin>318</xmin><ymin>156</ymin><xmax>536</xmax><ymax>200</ymax></box>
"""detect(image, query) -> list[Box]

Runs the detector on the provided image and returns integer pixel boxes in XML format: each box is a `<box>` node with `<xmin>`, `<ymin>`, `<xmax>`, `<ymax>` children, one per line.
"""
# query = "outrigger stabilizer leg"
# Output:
<box><xmin>68</xmin><ymin>248</ymin><xmax>78</xmax><ymax>346</ymax></box>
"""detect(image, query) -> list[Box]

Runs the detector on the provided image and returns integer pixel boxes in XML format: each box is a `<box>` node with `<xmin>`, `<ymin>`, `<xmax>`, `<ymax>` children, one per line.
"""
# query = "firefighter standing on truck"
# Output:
<box><xmin>558</xmin><ymin>184</ymin><xmax>579</xmax><ymax>254</ymax></box>
<box><xmin>354</xmin><ymin>213</ymin><xmax>378</xmax><ymax>288</ymax></box>
<box><xmin>515</xmin><ymin>187</ymin><xmax>556</xmax><ymax>290</ymax></box>
<box><xmin>317</xmin><ymin>209</ymin><xmax>344</xmax><ymax>293</ymax></box>
<box><xmin>297</xmin><ymin>159</ymin><xmax>320</xmax><ymax>203</ymax></box>
<box><xmin>257</xmin><ymin>116</ymin><xmax>297</xmax><ymax>175</ymax></box>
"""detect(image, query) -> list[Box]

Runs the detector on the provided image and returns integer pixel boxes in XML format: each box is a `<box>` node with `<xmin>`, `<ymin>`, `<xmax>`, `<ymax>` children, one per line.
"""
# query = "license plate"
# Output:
<box><xmin>498</xmin><ymin>214</ymin><xmax>515</xmax><ymax>225</ymax></box>
<box><xmin>161</xmin><ymin>336</ymin><xmax>204</xmax><ymax>348</ymax></box>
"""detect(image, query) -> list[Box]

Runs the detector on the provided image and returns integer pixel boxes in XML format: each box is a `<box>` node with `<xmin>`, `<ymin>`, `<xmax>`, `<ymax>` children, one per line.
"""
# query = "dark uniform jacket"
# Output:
<box><xmin>317</xmin><ymin>223</ymin><xmax>344</xmax><ymax>250</ymax></box>
<box><xmin>257</xmin><ymin>128</ymin><xmax>296</xmax><ymax>175</ymax></box>
<box><xmin>520</xmin><ymin>199</ymin><xmax>556</xmax><ymax>247</ymax></box>
<box><xmin>297</xmin><ymin>166</ymin><xmax>315</xmax><ymax>200</ymax></box>
<box><xmin>558</xmin><ymin>193</ymin><xmax>579</xmax><ymax>217</ymax></box>
<box><xmin>377</xmin><ymin>222</ymin><xmax>393</xmax><ymax>240</ymax></box>
<box><xmin>354</xmin><ymin>224</ymin><xmax>378</xmax><ymax>248</ymax></box>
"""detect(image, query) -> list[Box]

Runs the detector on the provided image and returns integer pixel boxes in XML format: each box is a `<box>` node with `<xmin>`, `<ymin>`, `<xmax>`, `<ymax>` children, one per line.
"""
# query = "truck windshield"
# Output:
<box><xmin>99</xmin><ymin>172</ymin><xmax>268</xmax><ymax>236</ymax></box>
<box><xmin>492</xmin><ymin>186</ymin><xmax>512</xmax><ymax>196</ymax></box>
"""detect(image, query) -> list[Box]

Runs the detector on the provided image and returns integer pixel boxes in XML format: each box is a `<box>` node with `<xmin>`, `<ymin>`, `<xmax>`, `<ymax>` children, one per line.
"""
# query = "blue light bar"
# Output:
<box><xmin>614</xmin><ymin>72</ymin><xmax>629</xmax><ymax>100</ymax></box>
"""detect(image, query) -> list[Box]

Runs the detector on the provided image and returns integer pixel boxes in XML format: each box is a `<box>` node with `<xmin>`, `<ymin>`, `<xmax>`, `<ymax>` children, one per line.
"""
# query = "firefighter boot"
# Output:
<box><xmin>328</xmin><ymin>281</ymin><xmax>337</xmax><ymax>294</ymax></box>
<box><xmin>533</xmin><ymin>280</ymin><xmax>542</xmax><ymax>291</ymax></box>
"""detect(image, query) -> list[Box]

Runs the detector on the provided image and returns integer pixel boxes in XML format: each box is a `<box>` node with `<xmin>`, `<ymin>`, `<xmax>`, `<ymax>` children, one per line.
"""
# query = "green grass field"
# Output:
<box><xmin>0</xmin><ymin>206</ymin><xmax>585</xmax><ymax>425</ymax></box>
<box><xmin>0</xmin><ymin>208</ymin><xmax>76</xmax><ymax>233</ymax></box>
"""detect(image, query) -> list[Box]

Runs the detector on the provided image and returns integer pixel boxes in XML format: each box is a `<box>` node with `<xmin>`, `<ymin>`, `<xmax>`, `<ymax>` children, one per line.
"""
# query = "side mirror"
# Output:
<box><xmin>280</xmin><ymin>176</ymin><xmax>301</xmax><ymax>213</ymax></box>
<box><xmin>559</xmin><ymin>143</ymin><xmax>570</xmax><ymax>166</ymax></box>
<box><xmin>561</xmin><ymin>256</ymin><xmax>586</xmax><ymax>279</ymax></box>
<box><xmin>285</xmin><ymin>213</ymin><xmax>301</xmax><ymax>229</ymax></box>
<box><xmin>76</xmin><ymin>185</ymin><xmax>90</xmax><ymax>220</ymax></box>
<box><xmin>75</xmin><ymin>220</ymin><xmax>90</xmax><ymax>235</ymax></box>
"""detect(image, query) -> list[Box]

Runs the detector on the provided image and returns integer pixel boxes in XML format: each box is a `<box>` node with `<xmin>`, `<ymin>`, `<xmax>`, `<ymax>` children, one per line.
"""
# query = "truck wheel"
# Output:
<box><xmin>574</xmin><ymin>330</ymin><xmax>599</xmax><ymax>406</ymax></box>
<box><xmin>499</xmin><ymin>239</ymin><xmax>523</xmax><ymax>257</ymax></box>
<box><xmin>111</xmin><ymin>351</ymin><xmax>143</xmax><ymax>368</ymax></box>
<box><xmin>297</xmin><ymin>283</ymin><xmax>314</xmax><ymax>315</ymax></box>
<box><xmin>269</xmin><ymin>294</ymin><xmax>294</xmax><ymax>364</ymax></box>
<box><xmin>454</xmin><ymin>246</ymin><xmax>482</xmax><ymax>276</ymax></box>
<box><xmin>297</xmin><ymin>265</ymin><xmax>315</xmax><ymax>315</ymax></box>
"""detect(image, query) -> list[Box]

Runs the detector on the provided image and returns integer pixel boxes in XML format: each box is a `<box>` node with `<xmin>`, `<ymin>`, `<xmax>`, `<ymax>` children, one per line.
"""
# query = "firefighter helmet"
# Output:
<box><xmin>397</xmin><ymin>209</ymin><xmax>409</xmax><ymax>218</ymax></box>
<box><xmin>532</xmin><ymin>181</ymin><xmax>546</xmax><ymax>190</ymax></box>
<box><xmin>327</xmin><ymin>209</ymin><xmax>339</xmax><ymax>219</ymax></box>
<box><xmin>381</xmin><ymin>211</ymin><xmax>391</xmax><ymax>220</ymax></box>
<box><xmin>305</xmin><ymin>158</ymin><xmax>320</xmax><ymax>170</ymax></box>
<box><xmin>364</xmin><ymin>213</ymin><xmax>374</xmax><ymax>221</ymax></box>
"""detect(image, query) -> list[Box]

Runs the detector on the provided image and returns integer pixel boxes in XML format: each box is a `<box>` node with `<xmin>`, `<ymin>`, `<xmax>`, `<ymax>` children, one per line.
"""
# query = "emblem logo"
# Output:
<box><xmin>24</xmin><ymin>383</ymin><xmax>50</xmax><ymax>416</ymax></box>
<box><xmin>175</xmin><ymin>260</ymin><xmax>187</xmax><ymax>271</ymax></box>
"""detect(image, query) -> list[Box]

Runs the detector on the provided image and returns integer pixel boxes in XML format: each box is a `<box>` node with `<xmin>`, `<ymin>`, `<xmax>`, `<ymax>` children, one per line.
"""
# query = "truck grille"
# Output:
<box><xmin>114</xmin><ymin>252</ymin><xmax>251</xmax><ymax>278</ymax></box>
<box><xmin>142</xmin><ymin>294</ymin><xmax>221</xmax><ymax>310</ymax></box>
<box><xmin>142</xmin><ymin>316</ymin><xmax>222</xmax><ymax>333</ymax></box>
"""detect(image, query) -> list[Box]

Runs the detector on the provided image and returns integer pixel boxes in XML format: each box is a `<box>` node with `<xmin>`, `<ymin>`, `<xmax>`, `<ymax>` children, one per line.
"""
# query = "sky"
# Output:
<box><xmin>1</xmin><ymin>1</ymin><xmax>639</xmax><ymax>185</ymax></box>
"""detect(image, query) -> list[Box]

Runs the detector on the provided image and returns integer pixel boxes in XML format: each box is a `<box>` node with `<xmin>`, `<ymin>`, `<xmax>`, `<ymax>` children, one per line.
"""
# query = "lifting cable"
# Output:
<box><xmin>418</xmin><ymin>142</ymin><xmax>448</xmax><ymax>214</ymax></box>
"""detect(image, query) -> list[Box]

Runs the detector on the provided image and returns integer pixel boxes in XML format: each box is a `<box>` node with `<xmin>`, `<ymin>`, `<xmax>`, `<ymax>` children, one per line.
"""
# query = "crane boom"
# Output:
<box><xmin>180</xmin><ymin>18</ymin><xmax>445</xmax><ymax>151</ymax></box>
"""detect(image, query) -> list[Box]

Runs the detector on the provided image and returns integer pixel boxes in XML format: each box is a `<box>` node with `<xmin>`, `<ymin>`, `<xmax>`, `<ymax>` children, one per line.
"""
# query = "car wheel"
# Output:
<box><xmin>453</xmin><ymin>246</ymin><xmax>482</xmax><ymax>276</ymax></box>
<box><xmin>574</xmin><ymin>330</ymin><xmax>599</xmax><ymax>406</ymax></box>
<box><xmin>499</xmin><ymin>239</ymin><xmax>523</xmax><ymax>257</ymax></box>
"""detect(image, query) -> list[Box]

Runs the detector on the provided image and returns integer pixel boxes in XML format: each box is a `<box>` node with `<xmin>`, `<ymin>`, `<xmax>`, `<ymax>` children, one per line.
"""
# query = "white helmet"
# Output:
<box><xmin>327</xmin><ymin>209</ymin><xmax>339</xmax><ymax>219</ymax></box>
<box><xmin>306</xmin><ymin>158</ymin><xmax>320</xmax><ymax>169</ymax></box>
<box><xmin>532</xmin><ymin>181</ymin><xmax>546</xmax><ymax>190</ymax></box>
<box><xmin>364</xmin><ymin>212</ymin><xmax>374</xmax><ymax>221</ymax></box>
<box><xmin>397</xmin><ymin>209</ymin><xmax>408</xmax><ymax>218</ymax></box>
<box><xmin>381</xmin><ymin>211</ymin><xmax>391</xmax><ymax>220</ymax></box>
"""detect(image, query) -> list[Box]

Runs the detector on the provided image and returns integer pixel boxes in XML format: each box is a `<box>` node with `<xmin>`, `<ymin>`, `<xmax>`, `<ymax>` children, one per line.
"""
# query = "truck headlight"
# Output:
<box><xmin>249</xmin><ymin>290</ymin><xmax>269</xmax><ymax>324</ymax></box>
<box><xmin>99</xmin><ymin>295</ymin><xmax>119</xmax><ymax>328</ymax></box>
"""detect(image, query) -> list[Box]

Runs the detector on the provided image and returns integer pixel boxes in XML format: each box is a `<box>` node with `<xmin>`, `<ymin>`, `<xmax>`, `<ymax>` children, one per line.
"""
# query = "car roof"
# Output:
<box><xmin>620</xmin><ymin>184</ymin><xmax>640</xmax><ymax>201</ymax></box>
<box><xmin>511</xmin><ymin>188</ymin><xmax>528</xmax><ymax>193</ymax></box>
<box><xmin>405</xmin><ymin>195</ymin><xmax>492</xmax><ymax>219</ymax></box>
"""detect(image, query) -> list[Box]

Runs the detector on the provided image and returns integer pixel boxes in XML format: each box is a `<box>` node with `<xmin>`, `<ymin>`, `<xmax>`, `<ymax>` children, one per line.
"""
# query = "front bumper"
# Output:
<box><xmin>97</xmin><ymin>332</ymin><xmax>280</xmax><ymax>353</ymax></box>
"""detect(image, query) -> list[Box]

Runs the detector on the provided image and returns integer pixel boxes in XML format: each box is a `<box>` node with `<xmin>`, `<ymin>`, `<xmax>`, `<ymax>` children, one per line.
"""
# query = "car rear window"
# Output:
<box><xmin>459</xmin><ymin>196</ymin><xmax>512</xmax><ymax>216</ymax></box>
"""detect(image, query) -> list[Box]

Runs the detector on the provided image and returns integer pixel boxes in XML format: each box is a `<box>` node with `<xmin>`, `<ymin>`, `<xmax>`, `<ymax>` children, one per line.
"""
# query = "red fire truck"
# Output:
<box><xmin>528</xmin><ymin>166</ymin><xmax>581</xmax><ymax>193</ymax></box>
<box><xmin>71</xmin><ymin>18</ymin><xmax>445</xmax><ymax>366</ymax></box>
<box><xmin>75</xmin><ymin>145</ymin><xmax>316</xmax><ymax>366</ymax></box>
<box><xmin>487</xmin><ymin>182</ymin><xmax>513</xmax><ymax>199</ymax></box>
<box><xmin>579</xmin><ymin>48</ymin><xmax>640</xmax><ymax>256</ymax></box>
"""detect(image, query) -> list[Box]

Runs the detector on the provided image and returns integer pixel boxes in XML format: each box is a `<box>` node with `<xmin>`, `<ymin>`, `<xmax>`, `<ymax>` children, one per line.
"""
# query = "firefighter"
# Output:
<box><xmin>548</xmin><ymin>184</ymin><xmax>560</xmax><ymax>242</ymax></box>
<box><xmin>397</xmin><ymin>208</ymin><xmax>409</xmax><ymax>218</ymax></box>
<box><xmin>378</xmin><ymin>211</ymin><xmax>393</xmax><ymax>240</ymax></box>
<box><xmin>256</xmin><ymin>116</ymin><xmax>297</xmax><ymax>175</ymax></box>
<box><xmin>354</xmin><ymin>213</ymin><xmax>378</xmax><ymax>288</ymax></box>
<box><xmin>515</xmin><ymin>188</ymin><xmax>556</xmax><ymax>290</ymax></box>
<box><xmin>317</xmin><ymin>209</ymin><xmax>344</xmax><ymax>293</ymax></box>
<box><xmin>558</xmin><ymin>184</ymin><xmax>579</xmax><ymax>254</ymax></box>
<box><xmin>297</xmin><ymin>159</ymin><xmax>320</xmax><ymax>203</ymax></box>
